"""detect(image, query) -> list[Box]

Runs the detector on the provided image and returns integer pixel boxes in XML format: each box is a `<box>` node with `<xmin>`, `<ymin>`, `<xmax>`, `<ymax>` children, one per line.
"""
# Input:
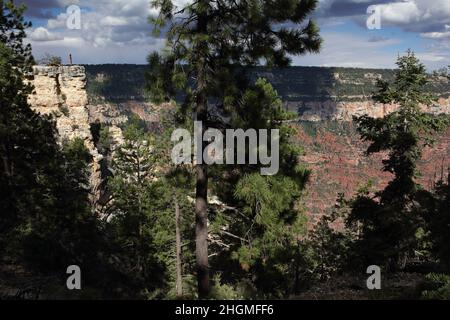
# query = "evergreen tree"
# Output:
<box><xmin>0</xmin><ymin>1</ymin><xmax>59</xmax><ymax>245</ymax></box>
<box><xmin>1</xmin><ymin>3</ymin><xmax>107</xmax><ymax>294</ymax></box>
<box><xmin>106</xmin><ymin>121</ymin><xmax>196</xmax><ymax>298</ymax></box>
<box><xmin>106</xmin><ymin>123</ymin><xmax>167</xmax><ymax>296</ymax></box>
<box><xmin>0</xmin><ymin>0</ymin><xmax>34</xmax><ymax>71</ymax></box>
<box><xmin>206</xmin><ymin>78</ymin><xmax>310</xmax><ymax>297</ymax></box>
<box><xmin>149</xmin><ymin>0</ymin><xmax>321</xmax><ymax>297</ymax></box>
<box><xmin>20</xmin><ymin>138</ymin><xmax>96</xmax><ymax>273</ymax></box>
<box><xmin>424</xmin><ymin>173</ymin><xmax>450</xmax><ymax>271</ymax></box>
<box><xmin>349</xmin><ymin>51</ymin><xmax>450</xmax><ymax>270</ymax></box>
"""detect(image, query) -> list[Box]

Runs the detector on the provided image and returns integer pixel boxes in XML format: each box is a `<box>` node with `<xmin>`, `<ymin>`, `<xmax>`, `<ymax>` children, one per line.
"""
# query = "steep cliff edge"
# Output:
<box><xmin>288</xmin><ymin>97</ymin><xmax>450</xmax><ymax>121</ymax></box>
<box><xmin>27</xmin><ymin>65</ymin><xmax>104</xmax><ymax>208</ymax></box>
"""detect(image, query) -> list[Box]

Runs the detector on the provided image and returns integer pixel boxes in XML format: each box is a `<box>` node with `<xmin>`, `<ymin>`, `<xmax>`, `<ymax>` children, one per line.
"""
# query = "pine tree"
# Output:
<box><xmin>0</xmin><ymin>0</ymin><xmax>34</xmax><ymax>71</ymax></box>
<box><xmin>204</xmin><ymin>78</ymin><xmax>310</xmax><ymax>297</ymax></box>
<box><xmin>106</xmin><ymin>121</ymin><xmax>196</xmax><ymax>298</ymax></box>
<box><xmin>149</xmin><ymin>0</ymin><xmax>321</xmax><ymax>297</ymax></box>
<box><xmin>0</xmin><ymin>1</ymin><xmax>59</xmax><ymax>242</ymax></box>
<box><xmin>349</xmin><ymin>51</ymin><xmax>450</xmax><ymax>270</ymax></box>
<box><xmin>106</xmin><ymin>123</ymin><xmax>167</xmax><ymax>293</ymax></box>
<box><xmin>1</xmin><ymin>3</ymin><xmax>105</xmax><ymax>290</ymax></box>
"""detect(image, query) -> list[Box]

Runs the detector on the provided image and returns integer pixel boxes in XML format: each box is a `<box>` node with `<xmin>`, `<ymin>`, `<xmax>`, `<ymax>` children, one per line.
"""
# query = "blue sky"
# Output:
<box><xmin>18</xmin><ymin>0</ymin><xmax>450</xmax><ymax>70</ymax></box>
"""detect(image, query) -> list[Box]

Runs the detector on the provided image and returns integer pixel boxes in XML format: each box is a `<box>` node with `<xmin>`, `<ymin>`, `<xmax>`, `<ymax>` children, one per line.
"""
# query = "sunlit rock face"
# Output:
<box><xmin>28</xmin><ymin>66</ymin><xmax>91</xmax><ymax>141</ymax></box>
<box><xmin>285</xmin><ymin>98</ymin><xmax>450</xmax><ymax>122</ymax></box>
<box><xmin>27</xmin><ymin>65</ymin><xmax>104</xmax><ymax>210</ymax></box>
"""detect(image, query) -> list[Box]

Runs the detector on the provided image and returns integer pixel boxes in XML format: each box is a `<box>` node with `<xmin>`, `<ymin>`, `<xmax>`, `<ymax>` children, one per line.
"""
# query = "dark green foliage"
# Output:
<box><xmin>145</xmin><ymin>52</ymin><xmax>184</xmax><ymax>104</ymax></box>
<box><xmin>19</xmin><ymin>139</ymin><xmax>95</xmax><ymax>272</ymax></box>
<box><xmin>421</xmin><ymin>273</ymin><xmax>450</xmax><ymax>300</ymax></box>
<box><xmin>307</xmin><ymin>194</ymin><xmax>356</xmax><ymax>281</ymax></box>
<box><xmin>150</xmin><ymin>0</ymin><xmax>322</xmax><ymax>69</ymax></box>
<box><xmin>0</xmin><ymin>2</ymin><xmax>61</xmax><ymax>243</ymax></box>
<box><xmin>0</xmin><ymin>2</ymin><xmax>111</xmax><ymax>295</ymax></box>
<box><xmin>0</xmin><ymin>0</ymin><xmax>34</xmax><ymax>72</ymax></box>
<box><xmin>201</xmin><ymin>79</ymin><xmax>311</xmax><ymax>298</ymax></box>
<box><xmin>104</xmin><ymin>121</ymin><xmax>196</xmax><ymax>298</ymax></box>
<box><xmin>149</xmin><ymin>0</ymin><xmax>322</xmax><ymax>297</ymax></box>
<box><xmin>106</xmin><ymin>123</ymin><xmax>168</xmax><ymax>295</ymax></box>
<box><xmin>92</xmin><ymin>123</ymin><xmax>113</xmax><ymax>156</ymax></box>
<box><xmin>348</xmin><ymin>51</ymin><xmax>450</xmax><ymax>271</ymax></box>
<box><xmin>425</xmin><ymin>174</ymin><xmax>450</xmax><ymax>271</ymax></box>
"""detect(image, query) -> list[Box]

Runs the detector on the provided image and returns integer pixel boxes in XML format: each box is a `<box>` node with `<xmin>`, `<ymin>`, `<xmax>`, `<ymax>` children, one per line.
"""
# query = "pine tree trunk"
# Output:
<box><xmin>174</xmin><ymin>193</ymin><xmax>183</xmax><ymax>298</ymax></box>
<box><xmin>195</xmin><ymin>5</ymin><xmax>210</xmax><ymax>299</ymax></box>
<box><xmin>195</xmin><ymin>162</ymin><xmax>209</xmax><ymax>298</ymax></box>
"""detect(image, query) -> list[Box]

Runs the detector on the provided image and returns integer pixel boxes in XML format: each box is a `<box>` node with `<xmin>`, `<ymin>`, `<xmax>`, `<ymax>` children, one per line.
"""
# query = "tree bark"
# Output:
<box><xmin>195</xmin><ymin>5</ymin><xmax>210</xmax><ymax>299</ymax></box>
<box><xmin>195</xmin><ymin>163</ymin><xmax>209</xmax><ymax>298</ymax></box>
<box><xmin>174</xmin><ymin>193</ymin><xmax>183</xmax><ymax>298</ymax></box>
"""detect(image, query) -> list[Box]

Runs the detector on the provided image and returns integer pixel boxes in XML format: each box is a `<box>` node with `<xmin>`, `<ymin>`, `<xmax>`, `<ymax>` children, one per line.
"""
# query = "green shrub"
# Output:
<box><xmin>421</xmin><ymin>274</ymin><xmax>450</xmax><ymax>300</ymax></box>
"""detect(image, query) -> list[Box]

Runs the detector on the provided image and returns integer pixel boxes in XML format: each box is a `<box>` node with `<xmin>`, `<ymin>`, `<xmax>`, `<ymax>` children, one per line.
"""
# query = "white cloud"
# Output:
<box><xmin>421</xmin><ymin>31</ymin><xmax>450</xmax><ymax>39</ymax></box>
<box><xmin>378</xmin><ymin>1</ymin><xmax>421</xmax><ymax>25</ymax></box>
<box><xmin>30</xmin><ymin>27</ymin><xmax>63</xmax><ymax>41</ymax></box>
<box><xmin>21</xmin><ymin>0</ymin><xmax>450</xmax><ymax>68</ymax></box>
<box><xmin>291</xmin><ymin>32</ymin><xmax>400</xmax><ymax>69</ymax></box>
<box><xmin>100</xmin><ymin>16</ymin><xmax>130</xmax><ymax>27</ymax></box>
<box><xmin>372</xmin><ymin>0</ymin><xmax>450</xmax><ymax>30</ymax></box>
<box><xmin>417</xmin><ymin>53</ymin><xmax>446</xmax><ymax>63</ymax></box>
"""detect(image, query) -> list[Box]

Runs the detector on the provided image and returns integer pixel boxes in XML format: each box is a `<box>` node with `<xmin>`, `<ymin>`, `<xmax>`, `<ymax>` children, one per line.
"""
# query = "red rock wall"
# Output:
<box><xmin>296</xmin><ymin>123</ymin><xmax>450</xmax><ymax>229</ymax></box>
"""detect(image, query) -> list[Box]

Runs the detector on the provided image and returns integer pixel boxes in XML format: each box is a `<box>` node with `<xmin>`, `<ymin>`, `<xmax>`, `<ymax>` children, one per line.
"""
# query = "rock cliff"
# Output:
<box><xmin>296</xmin><ymin>122</ymin><xmax>450</xmax><ymax>229</ymax></box>
<box><xmin>27</xmin><ymin>65</ymin><xmax>449</xmax><ymax>227</ymax></box>
<box><xmin>27</xmin><ymin>65</ymin><xmax>104</xmax><ymax>208</ymax></box>
<box><xmin>84</xmin><ymin>65</ymin><xmax>450</xmax><ymax>122</ymax></box>
<box><xmin>287</xmin><ymin>97</ymin><xmax>450</xmax><ymax>122</ymax></box>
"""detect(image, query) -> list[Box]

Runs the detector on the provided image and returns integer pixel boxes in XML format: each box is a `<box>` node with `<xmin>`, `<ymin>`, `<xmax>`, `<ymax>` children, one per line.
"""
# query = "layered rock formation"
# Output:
<box><xmin>287</xmin><ymin>97</ymin><xmax>450</xmax><ymax>122</ymax></box>
<box><xmin>27</xmin><ymin>65</ymin><xmax>104</xmax><ymax>208</ymax></box>
<box><xmin>297</xmin><ymin>122</ymin><xmax>450</xmax><ymax>229</ymax></box>
<box><xmin>27</xmin><ymin>64</ymin><xmax>449</xmax><ymax>227</ymax></box>
<box><xmin>84</xmin><ymin>65</ymin><xmax>450</xmax><ymax>123</ymax></box>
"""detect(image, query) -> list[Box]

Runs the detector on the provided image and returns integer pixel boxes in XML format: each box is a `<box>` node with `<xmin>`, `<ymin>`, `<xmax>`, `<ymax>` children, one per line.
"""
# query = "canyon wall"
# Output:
<box><xmin>84</xmin><ymin>65</ymin><xmax>450</xmax><ymax>123</ymax></box>
<box><xmin>296</xmin><ymin>122</ymin><xmax>450</xmax><ymax>229</ymax></box>
<box><xmin>286</xmin><ymin>97</ymin><xmax>450</xmax><ymax>122</ymax></box>
<box><xmin>83</xmin><ymin>64</ymin><xmax>449</xmax><ymax>228</ymax></box>
<box><xmin>27</xmin><ymin>65</ymin><xmax>104</xmax><ymax>207</ymax></box>
<box><xmin>27</xmin><ymin>65</ymin><xmax>449</xmax><ymax>227</ymax></box>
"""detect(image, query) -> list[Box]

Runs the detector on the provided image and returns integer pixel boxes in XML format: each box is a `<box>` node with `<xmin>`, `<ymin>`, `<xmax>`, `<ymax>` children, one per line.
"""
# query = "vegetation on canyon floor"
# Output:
<box><xmin>1</xmin><ymin>0</ymin><xmax>450</xmax><ymax>300</ymax></box>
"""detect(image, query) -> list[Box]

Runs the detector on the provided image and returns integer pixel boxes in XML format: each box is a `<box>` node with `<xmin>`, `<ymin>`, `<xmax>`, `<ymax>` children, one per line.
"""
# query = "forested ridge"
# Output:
<box><xmin>85</xmin><ymin>64</ymin><xmax>450</xmax><ymax>104</ymax></box>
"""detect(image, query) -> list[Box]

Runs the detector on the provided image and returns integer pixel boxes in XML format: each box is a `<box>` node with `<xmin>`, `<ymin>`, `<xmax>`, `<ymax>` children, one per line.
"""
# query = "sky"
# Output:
<box><xmin>18</xmin><ymin>0</ymin><xmax>450</xmax><ymax>70</ymax></box>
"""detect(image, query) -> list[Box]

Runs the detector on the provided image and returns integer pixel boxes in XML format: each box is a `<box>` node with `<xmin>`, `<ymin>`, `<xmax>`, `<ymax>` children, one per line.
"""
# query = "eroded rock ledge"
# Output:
<box><xmin>27</xmin><ymin>65</ymin><xmax>104</xmax><ymax>210</ymax></box>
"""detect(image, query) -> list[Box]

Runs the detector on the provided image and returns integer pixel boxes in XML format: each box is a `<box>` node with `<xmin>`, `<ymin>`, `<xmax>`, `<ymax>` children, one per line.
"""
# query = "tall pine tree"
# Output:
<box><xmin>149</xmin><ymin>0</ymin><xmax>321</xmax><ymax>297</ymax></box>
<box><xmin>0</xmin><ymin>0</ymin><xmax>58</xmax><ymax>241</ymax></box>
<box><xmin>349</xmin><ymin>51</ymin><xmax>450</xmax><ymax>270</ymax></box>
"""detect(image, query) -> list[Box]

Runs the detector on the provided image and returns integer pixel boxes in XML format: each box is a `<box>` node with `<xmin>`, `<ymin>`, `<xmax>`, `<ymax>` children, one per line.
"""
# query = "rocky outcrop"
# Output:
<box><xmin>29</xmin><ymin>66</ymin><xmax>93</xmax><ymax>140</ymax></box>
<box><xmin>88</xmin><ymin>101</ymin><xmax>173</xmax><ymax>126</ymax></box>
<box><xmin>88</xmin><ymin>104</ymin><xmax>128</xmax><ymax>125</ymax></box>
<box><xmin>287</xmin><ymin>97</ymin><xmax>450</xmax><ymax>122</ymax></box>
<box><xmin>27</xmin><ymin>65</ymin><xmax>104</xmax><ymax>209</ymax></box>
